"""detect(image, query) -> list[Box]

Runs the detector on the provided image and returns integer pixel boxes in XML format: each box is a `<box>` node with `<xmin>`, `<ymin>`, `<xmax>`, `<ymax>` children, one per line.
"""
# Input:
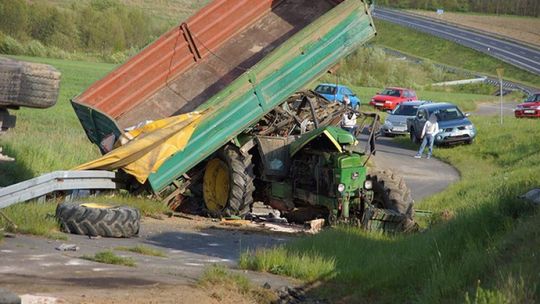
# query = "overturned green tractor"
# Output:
<box><xmin>198</xmin><ymin>91</ymin><xmax>416</xmax><ymax>232</ymax></box>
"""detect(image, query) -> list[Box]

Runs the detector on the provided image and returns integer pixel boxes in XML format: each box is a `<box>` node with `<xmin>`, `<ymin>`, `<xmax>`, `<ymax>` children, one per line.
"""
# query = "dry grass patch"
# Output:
<box><xmin>199</xmin><ymin>265</ymin><xmax>277</xmax><ymax>304</ymax></box>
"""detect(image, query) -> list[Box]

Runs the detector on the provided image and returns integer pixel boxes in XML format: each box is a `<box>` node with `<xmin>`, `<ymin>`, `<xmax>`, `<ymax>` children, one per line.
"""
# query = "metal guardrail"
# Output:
<box><xmin>0</xmin><ymin>170</ymin><xmax>118</xmax><ymax>209</ymax></box>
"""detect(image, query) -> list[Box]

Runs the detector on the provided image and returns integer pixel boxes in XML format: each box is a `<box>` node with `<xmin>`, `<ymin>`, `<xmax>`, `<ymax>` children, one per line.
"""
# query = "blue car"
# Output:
<box><xmin>314</xmin><ymin>83</ymin><xmax>360</xmax><ymax>109</ymax></box>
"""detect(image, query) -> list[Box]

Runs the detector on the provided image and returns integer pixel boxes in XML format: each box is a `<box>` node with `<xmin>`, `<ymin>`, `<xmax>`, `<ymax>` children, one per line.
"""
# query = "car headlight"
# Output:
<box><xmin>465</xmin><ymin>124</ymin><xmax>473</xmax><ymax>130</ymax></box>
<box><xmin>385</xmin><ymin>100</ymin><xmax>392</xmax><ymax>104</ymax></box>
<box><xmin>516</xmin><ymin>105</ymin><xmax>523</xmax><ymax>110</ymax></box>
<box><xmin>337</xmin><ymin>183</ymin><xmax>346</xmax><ymax>192</ymax></box>
<box><xmin>536</xmin><ymin>106</ymin><xmax>540</xmax><ymax>110</ymax></box>
<box><xmin>383</xmin><ymin>120</ymin><xmax>393</xmax><ymax>127</ymax></box>
<box><xmin>364</xmin><ymin>180</ymin><xmax>372</xmax><ymax>190</ymax></box>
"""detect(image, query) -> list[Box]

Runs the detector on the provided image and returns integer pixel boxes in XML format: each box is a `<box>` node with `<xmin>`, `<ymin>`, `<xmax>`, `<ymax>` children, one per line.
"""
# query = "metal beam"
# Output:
<box><xmin>0</xmin><ymin>170</ymin><xmax>118</xmax><ymax>209</ymax></box>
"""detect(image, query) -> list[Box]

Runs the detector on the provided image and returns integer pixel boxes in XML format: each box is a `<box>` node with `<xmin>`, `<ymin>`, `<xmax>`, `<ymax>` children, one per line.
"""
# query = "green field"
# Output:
<box><xmin>0</xmin><ymin>56</ymin><xmax>109</xmax><ymax>186</ymax></box>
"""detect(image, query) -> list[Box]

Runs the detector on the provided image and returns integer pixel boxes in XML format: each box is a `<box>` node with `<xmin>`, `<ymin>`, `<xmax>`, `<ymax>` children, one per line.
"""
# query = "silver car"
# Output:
<box><xmin>381</xmin><ymin>101</ymin><xmax>430</xmax><ymax>136</ymax></box>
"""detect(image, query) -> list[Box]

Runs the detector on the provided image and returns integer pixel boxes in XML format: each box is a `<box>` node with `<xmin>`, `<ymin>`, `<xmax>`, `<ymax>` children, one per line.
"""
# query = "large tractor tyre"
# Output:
<box><xmin>56</xmin><ymin>202</ymin><xmax>140</xmax><ymax>238</ymax></box>
<box><xmin>368</xmin><ymin>169</ymin><xmax>414</xmax><ymax>218</ymax></box>
<box><xmin>203</xmin><ymin>145</ymin><xmax>255</xmax><ymax>218</ymax></box>
<box><xmin>0</xmin><ymin>57</ymin><xmax>60</xmax><ymax>109</ymax></box>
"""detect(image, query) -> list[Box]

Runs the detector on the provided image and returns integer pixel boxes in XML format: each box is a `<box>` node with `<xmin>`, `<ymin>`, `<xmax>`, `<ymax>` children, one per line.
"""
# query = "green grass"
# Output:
<box><xmin>373</xmin><ymin>20</ymin><xmax>540</xmax><ymax>88</ymax></box>
<box><xmin>82</xmin><ymin>250</ymin><xmax>136</xmax><ymax>267</ymax></box>
<box><xmin>0</xmin><ymin>56</ymin><xmax>110</xmax><ymax>186</ymax></box>
<box><xmin>239</xmin><ymin>247</ymin><xmax>336</xmax><ymax>282</ymax></box>
<box><xmin>0</xmin><ymin>202</ymin><xmax>66</xmax><ymax>239</ymax></box>
<box><xmin>240</xmin><ymin>115</ymin><xmax>540</xmax><ymax>303</ymax></box>
<box><xmin>198</xmin><ymin>264</ymin><xmax>276</xmax><ymax>304</ymax></box>
<box><xmin>115</xmin><ymin>245</ymin><xmax>167</xmax><ymax>257</ymax></box>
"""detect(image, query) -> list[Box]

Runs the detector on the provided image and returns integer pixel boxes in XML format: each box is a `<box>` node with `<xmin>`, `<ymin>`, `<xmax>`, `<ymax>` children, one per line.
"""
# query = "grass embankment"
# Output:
<box><xmin>240</xmin><ymin>114</ymin><xmax>540</xmax><ymax>303</ymax></box>
<box><xmin>373</xmin><ymin>20</ymin><xmax>540</xmax><ymax>88</ymax></box>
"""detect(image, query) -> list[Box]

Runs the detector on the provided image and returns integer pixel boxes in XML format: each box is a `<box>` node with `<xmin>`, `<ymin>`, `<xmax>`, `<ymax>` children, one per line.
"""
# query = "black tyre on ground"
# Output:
<box><xmin>56</xmin><ymin>202</ymin><xmax>140</xmax><ymax>238</ymax></box>
<box><xmin>203</xmin><ymin>145</ymin><xmax>255</xmax><ymax>218</ymax></box>
<box><xmin>368</xmin><ymin>169</ymin><xmax>416</xmax><ymax>230</ymax></box>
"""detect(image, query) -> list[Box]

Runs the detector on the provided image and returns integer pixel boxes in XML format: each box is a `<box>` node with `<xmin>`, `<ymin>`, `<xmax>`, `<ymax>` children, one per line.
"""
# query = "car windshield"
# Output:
<box><xmin>381</xmin><ymin>89</ymin><xmax>401</xmax><ymax>97</ymax></box>
<box><xmin>431</xmin><ymin>107</ymin><xmax>464</xmax><ymax>121</ymax></box>
<box><xmin>392</xmin><ymin>104</ymin><xmax>419</xmax><ymax>116</ymax></box>
<box><xmin>525</xmin><ymin>94</ymin><xmax>540</xmax><ymax>102</ymax></box>
<box><xmin>315</xmin><ymin>85</ymin><xmax>336</xmax><ymax>95</ymax></box>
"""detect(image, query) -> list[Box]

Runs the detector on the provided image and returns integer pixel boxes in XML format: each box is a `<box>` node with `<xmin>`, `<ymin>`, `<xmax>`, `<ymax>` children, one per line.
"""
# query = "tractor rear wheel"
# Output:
<box><xmin>368</xmin><ymin>169</ymin><xmax>415</xmax><ymax>230</ymax></box>
<box><xmin>203</xmin><ymin>145</ymin><xmax>254</xmax><ymax>218</ymax></box>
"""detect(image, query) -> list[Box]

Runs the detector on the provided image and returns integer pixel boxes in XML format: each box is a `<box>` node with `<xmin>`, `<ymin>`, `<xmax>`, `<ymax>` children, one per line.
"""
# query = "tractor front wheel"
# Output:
<box><xmin>203</xmin><ymin>145</ymin><xmax>254</xmax><ymax>218</ymax></box>
<box><xmin>368</xmin><ymin>169</ymin><xmax>415</xmax><ymax>230</ymax></box>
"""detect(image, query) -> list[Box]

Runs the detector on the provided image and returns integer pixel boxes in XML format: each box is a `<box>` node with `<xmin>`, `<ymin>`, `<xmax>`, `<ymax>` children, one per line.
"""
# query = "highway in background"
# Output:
<box><xmin>373</xmin><ymin>8</ymin><xmax>540</xmax><ymax>76</ymax></box>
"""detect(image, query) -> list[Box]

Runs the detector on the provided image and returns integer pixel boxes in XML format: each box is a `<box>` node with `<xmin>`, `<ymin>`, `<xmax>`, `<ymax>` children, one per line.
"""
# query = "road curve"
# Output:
<box><xmin>373</xmin><ymin>8</ymin><xmax>540</xmax><ymax>75</ymax></box>
<box><xmin>370</xmin><ymin>136</ymin><xmax>460</xmax><ymax>202</ymax></box>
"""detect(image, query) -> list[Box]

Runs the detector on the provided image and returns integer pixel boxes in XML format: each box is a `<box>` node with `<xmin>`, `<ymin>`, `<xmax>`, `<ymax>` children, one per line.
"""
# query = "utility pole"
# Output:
<box><xmin>496</xmin><ymin>68</ymin><xmax>504</xmax><ymax>125</ymax></box>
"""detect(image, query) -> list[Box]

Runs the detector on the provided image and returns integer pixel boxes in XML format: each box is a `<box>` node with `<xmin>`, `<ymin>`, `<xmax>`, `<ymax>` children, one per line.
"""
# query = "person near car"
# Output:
<box><xmin>415</xmin><ymin>113</ymin><xmax>439</xmax><ymax>159</ymax></box>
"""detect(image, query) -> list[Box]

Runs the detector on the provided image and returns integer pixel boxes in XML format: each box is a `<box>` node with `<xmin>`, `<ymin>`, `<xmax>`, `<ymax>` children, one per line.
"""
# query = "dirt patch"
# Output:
<box><xmin>409</xmin><ymin>10</ymin><xmax>540</xmax><ymax>47</ymax></box>
<box><xmin>4</xmin><ymin>280</ymin><xmax>257</xmax><ymax>304</ymax></box>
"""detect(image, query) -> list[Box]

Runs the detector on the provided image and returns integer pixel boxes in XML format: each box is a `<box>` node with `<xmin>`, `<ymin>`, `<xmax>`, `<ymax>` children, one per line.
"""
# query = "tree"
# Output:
<box><xmin>0</xmin><ymin>0</ymin><xmax>29</xmax><ymax>39</ymax></box>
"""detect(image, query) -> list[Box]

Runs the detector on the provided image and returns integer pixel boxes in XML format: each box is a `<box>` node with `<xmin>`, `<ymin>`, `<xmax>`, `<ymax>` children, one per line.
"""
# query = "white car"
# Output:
<box><xmin>381</xmin><ymin>101</ymin><xmax>430</xmax><ymax>136</ymax></box>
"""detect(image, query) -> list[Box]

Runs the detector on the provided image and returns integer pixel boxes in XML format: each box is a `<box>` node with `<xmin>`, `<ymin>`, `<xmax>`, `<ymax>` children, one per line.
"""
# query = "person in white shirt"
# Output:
<box><xmin>415</xmin><ymin>113</ymin><xmax>439</xmax><ymax>159</ymax></box>
<box><xmin>341</xmin><ymin>95</ymin><xmax>358</xmax><ymax>135</ymax></box>
<box><xmin>341</xmin><ymin>111</ymin><xmax>357</xmax><ymax>135</ymax></box>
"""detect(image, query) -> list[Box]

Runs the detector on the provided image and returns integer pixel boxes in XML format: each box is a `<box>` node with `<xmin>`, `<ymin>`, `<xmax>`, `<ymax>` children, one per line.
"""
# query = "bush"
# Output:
<box><xmin>0</xmin><ymin>0</ymin><xmax>165</xmax><ymax>58</ymax></box>
<box><xmin>322</xmin><ymin>46</ymin><xmax>461</xmax><ymax>89</ymax></box>
<box><xmin>0</xmin><ymin>34</ymin><xmax>25</xmax><ymax>55</ymax></box>
<box><xmin>24</xmin><ymin>39</ymin><xmax>46</xmax><ymax>57</ymax></box>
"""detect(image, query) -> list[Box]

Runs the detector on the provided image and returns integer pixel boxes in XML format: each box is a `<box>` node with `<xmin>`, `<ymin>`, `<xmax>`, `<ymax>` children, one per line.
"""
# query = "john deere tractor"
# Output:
<box><xmin>199</xmin><ymin>91</ymin><xmax>416</xmax><ymax>231</ymax></box>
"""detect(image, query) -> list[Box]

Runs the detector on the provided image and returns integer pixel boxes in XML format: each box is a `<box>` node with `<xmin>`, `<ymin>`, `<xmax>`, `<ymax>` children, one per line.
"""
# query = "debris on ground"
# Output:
<box><xmin>19</xmin><ymin>294</ymin><xmax>60</xmax><ymax>304</ymax></box>
<box><xmin>55</xmin><ymin>244</ymin><xmax>79</xmax><ymax>252</ymax></box>
<box><xmin>518</xmin><ymin>188</ymin><xmax>540</xmax><ymax>205</ymax></box>
<box><xmin>0</xmin><ymin>288</ymin><xmax>20</xmax><ymax>304</ymax></box>
<box><xmin>304</xmin><ymin>219</ymin><xmax>325</xmax><ymax>234</ymax></box>
<box><xmin>276</xmin><ymin>286</ymin><xmax>329</xmax><ymax>304</ymax></box>
<box><xmin>0</xmin><ymin>148</ymin><xmax>14</xmax><ymax>162</ymax></box>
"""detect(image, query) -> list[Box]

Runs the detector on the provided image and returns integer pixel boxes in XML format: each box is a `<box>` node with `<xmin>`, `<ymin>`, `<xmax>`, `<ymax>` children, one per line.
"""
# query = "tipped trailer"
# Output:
<box><xmin>2</xmin><ymin>0</ymin><xmax>417</xmax><ymax>231</ymax></box>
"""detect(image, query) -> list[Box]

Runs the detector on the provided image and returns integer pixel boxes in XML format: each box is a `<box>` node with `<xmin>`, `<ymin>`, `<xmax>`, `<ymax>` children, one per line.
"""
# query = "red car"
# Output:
<box><xmin>514</xmin><ymin>92</ymin><xmax>540</xmax><ymax>118</ymax></box>
<box><xmin>369</xmin><ymin>87</ymin><xmax>417</xmax><ymax>110</ymax></box>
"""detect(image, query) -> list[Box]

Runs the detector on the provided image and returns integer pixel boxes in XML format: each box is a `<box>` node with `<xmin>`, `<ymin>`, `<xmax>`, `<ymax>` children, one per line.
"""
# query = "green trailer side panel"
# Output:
<box><xmin>149</xmin><ymin>2</ymin><xmax>375</xmax><ymax>192</ymax></box>
<box><xmin>71</xmin><ymin>101</ymin><xmax>122</xmax><ymax>152</ymax></box>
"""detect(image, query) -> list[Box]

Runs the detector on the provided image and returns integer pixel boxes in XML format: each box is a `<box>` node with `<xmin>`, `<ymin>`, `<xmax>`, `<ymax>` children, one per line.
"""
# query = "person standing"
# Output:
<box><xmin>415</xmin><ymin>113</ymin><xmax>439</xmax><ymax>159</ymax></box>
<box><xmin>341</xmin><ymin>111</ymin><xmax>358</xmax><ymax>135</ymax></box>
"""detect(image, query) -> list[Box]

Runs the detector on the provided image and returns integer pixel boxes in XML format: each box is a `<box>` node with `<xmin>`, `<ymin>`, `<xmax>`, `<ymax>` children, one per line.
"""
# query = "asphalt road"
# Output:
<box><xmin>369</xmin><ymin>135</ymin><xmax>460</xmax><ymax>202</ymax></box>
<box><xmin>373</xmin><ymin>8</ymin><xmax>540</xmax><ymax>75</ymax></box>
